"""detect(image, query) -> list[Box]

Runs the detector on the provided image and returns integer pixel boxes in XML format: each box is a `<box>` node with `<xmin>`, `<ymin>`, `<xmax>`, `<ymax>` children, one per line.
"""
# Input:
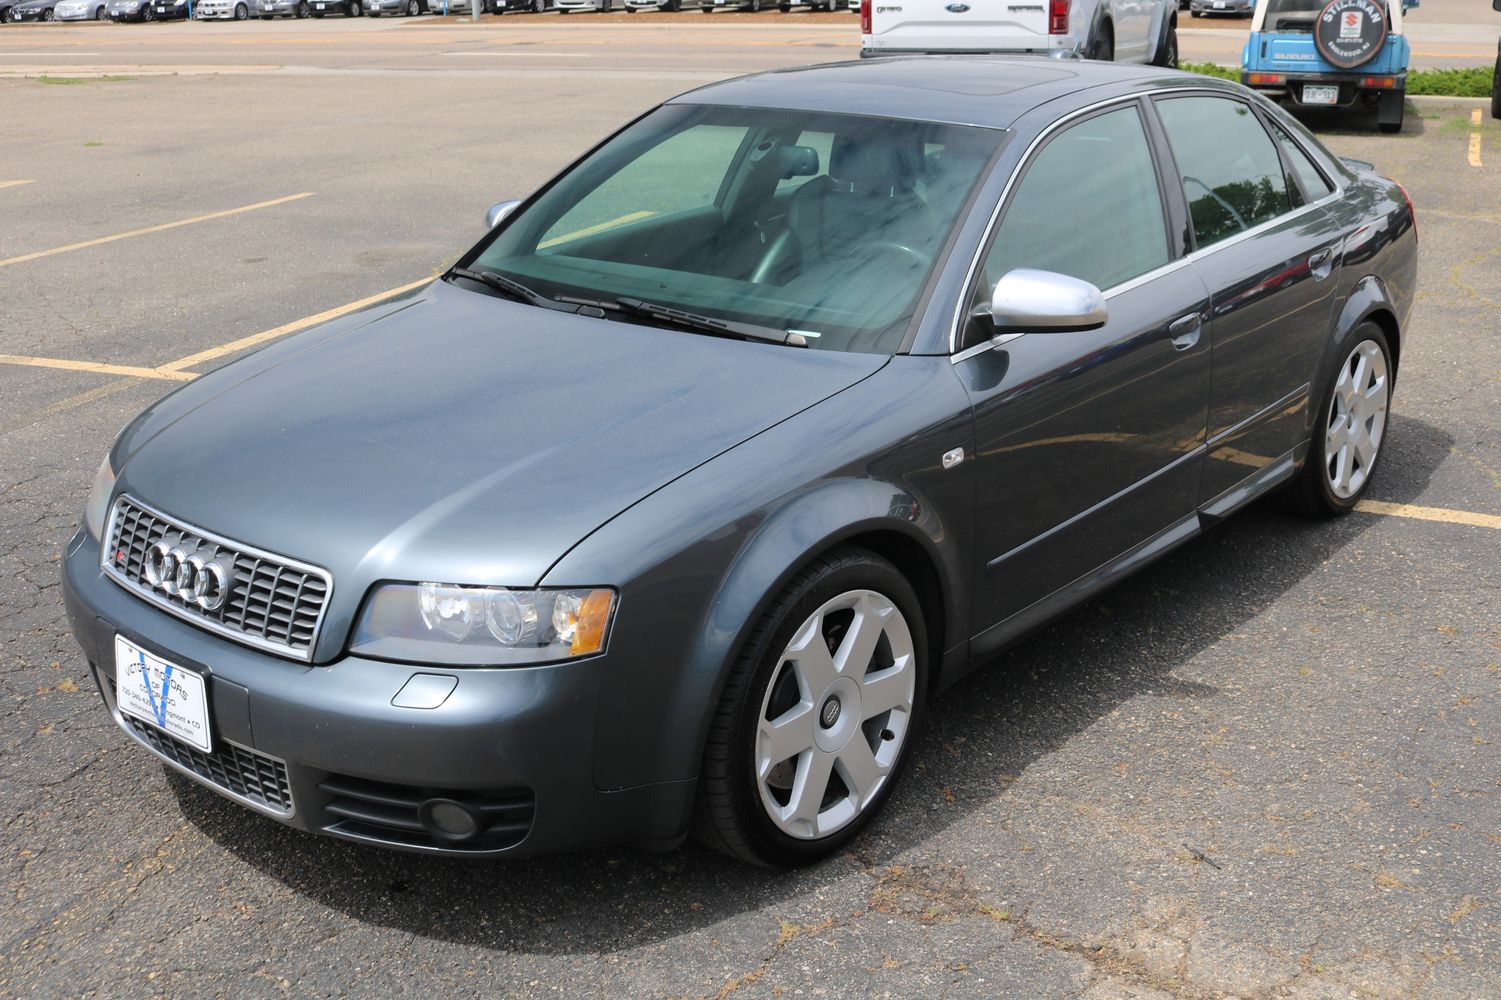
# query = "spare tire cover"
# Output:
<box><xmin>1315</xmin><ymin>0</ymin><xmax>1389</xmax><ymax>70</ymax></box>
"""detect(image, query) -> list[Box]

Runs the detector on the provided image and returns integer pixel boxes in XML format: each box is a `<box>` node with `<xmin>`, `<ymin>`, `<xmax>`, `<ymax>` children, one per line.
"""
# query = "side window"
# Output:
<box><xmin>981</xmin><ymin>105</ymin><xmax>1169</xmax><ymax>294</ymax></box>
<box><xmin>776</xmin><ymin>130</ymin><xmax>833</xmax><ymax>194</ymax></box>
<box><xmin>540</xmin><ymin>124</ymin><xmax>748</xmax><ymax>249</ymax></box>
<box><xmin>1270</xmin><ymin>121</ymin><xmax>1334</xmax><ymax>202</ymax></box>
<box><xmin>1155</xmin><ymin>96</ymin><xmax>1293</xmax><ymax>249</ymax></box>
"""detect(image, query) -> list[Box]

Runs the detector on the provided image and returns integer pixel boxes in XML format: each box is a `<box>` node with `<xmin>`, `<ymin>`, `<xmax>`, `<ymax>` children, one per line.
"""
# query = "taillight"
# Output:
<box><xmin>1048</xmin><ymin>0</ymin><xmax>1068</xmax><ymax>33</ymax></box>
<box><xmin>1361</xmin><ymin>75</ymin><xmax>1398</xmax><ymax>89</ymax></box>
<box><xmin>1397</xmin><ymin>181</ymin><xmax>1416</xmax><ymax>240</ymax></box>
<box><xmin>860</xmin><ymin>0</ymin><xmax>870</xmax><ymax>33</ymax></box>
<box><xmin>1247</xmin><ymin>72</ymin><xmax>1285</xmax><ymax>86</ymax></box>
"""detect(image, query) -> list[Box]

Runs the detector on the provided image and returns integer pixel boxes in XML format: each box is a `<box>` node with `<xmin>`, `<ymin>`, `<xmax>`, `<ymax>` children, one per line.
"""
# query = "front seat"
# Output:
<box><xmin>752</xmin><ymin>133</ymin><xmax>928</xmax><ymax>285</ymax></box>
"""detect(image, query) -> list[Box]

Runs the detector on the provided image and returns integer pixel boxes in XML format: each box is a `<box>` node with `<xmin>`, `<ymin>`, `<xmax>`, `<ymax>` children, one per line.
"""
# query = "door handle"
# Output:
<box><xmin>1168</xmin><ymin>312</ymin><xmax>1201</xmax><ymax>352</ymax></box>
<box><xmin>1308</xmin><ymin>247</ymin><xmax>1334</xmax><ymax>280</ymax></box>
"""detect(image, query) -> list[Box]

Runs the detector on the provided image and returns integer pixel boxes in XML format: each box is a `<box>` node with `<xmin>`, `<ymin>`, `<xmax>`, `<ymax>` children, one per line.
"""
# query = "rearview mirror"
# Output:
<box><xmin>986</xmin><ymin>269</ymin><xmax>1108</xmax><ymax>333</ymax></box>
<box><xmin>485</xmin><ymin>200</ymin><xmax>522</xmax><ymax>229</ymax></box>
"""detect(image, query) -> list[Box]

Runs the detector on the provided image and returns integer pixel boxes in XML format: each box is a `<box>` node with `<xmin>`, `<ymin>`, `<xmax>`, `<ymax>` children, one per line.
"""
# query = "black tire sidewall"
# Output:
<box><xmin>1306</xmin><ymin>323</ymin><xmax>1393</xmax><ymax>514</ymax></box>
<box><xmin>716</xmin><ymin>552</ymin><xmax>928</xmax><ymax>866</ymax></box>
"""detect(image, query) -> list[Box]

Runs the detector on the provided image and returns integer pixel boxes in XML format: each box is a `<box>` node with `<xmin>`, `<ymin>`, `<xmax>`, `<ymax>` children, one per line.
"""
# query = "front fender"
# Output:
<box><xmin>543</xmin><ymin>356</ymin><xmax>976</xmax><ymax>791</ymax></box>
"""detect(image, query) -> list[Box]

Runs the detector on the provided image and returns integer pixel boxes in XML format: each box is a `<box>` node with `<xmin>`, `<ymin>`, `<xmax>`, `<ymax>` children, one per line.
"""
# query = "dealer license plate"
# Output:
<box><xmin>115</xmin><ymin>635</ymin><xmax>211</xmax><ymax>753</ymax></box>
<box><xmin>1303</xmin><ymin>85</ymin><xmax>1338</xmax><ymax>105</ymax></box>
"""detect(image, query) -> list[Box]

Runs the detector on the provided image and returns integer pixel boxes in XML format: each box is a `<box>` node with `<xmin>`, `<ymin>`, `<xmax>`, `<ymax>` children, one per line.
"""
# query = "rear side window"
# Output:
<box><xmin>1270</xmin><ymin>121</ymin><xmax>1335</xmax><ymax>202</ymax></box>
<box><xmin>981</xmin><ymin>105</ymin><xmax>1169</xmax><ymax>293</ymax></box>
<box><xmin>1155</xmin><ymin>96</ymin><xmax>1293</xmax><ymax>249</ymax></box>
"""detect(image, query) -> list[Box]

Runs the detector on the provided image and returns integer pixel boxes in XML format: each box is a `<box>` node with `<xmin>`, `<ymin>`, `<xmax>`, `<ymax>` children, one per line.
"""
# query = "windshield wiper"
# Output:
<box><xmin>448</xmin><ymin>266</ymin><xmax>576</xmax><ymax>313</ymax></box>
<box><xmin>611</xmin><ymin>297</ymin><xmax>808</xmax><ymax>347</ymax></box>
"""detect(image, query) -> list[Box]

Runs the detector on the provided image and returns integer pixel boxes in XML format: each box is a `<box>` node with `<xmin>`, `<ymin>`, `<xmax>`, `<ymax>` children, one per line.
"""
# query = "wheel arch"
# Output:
<box><xmin>1331</xmin><ymin>273</ymin><xmax>1402</xmax><ymax>381</ymax></box>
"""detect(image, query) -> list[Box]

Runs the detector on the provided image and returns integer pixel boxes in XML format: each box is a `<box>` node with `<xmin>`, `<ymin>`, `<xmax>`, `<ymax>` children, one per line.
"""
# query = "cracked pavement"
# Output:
<box><xmin>1</xmin><ymin>34</ymin><xmax>1499</xmax><ymax>1000</ymax></box>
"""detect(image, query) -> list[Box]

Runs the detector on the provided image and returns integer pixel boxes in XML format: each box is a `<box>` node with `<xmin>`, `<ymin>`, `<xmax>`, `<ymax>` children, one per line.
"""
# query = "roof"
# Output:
<box><xmin>669</xmin><ymin>56</ymin><xmax>1196</xmax><ymax>131</ymax></box>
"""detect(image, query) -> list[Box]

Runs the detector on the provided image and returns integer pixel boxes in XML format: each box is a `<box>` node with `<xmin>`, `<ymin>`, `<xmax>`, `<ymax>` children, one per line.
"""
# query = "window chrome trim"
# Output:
<box><xmin>948</xmin><ymin>85</ymin><xmax>1347</xmax><ymax>358</ymax></box>
<box><xmin>101</xmin><ymin>494</ymin><xmax>334</xmax><ymax>663</ymax></box>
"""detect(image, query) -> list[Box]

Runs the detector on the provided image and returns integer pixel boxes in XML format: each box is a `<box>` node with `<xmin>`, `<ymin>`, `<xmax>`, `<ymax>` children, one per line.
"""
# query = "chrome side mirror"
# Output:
<box><xmin>485</xmin><ymin>200</ymin><xmax>522</xmax><ymax>229</ymax></box>
<box><xmin>987</xmin><ymin>268</ymin><xmax>1108</xmax><ymax>333</ymax></box>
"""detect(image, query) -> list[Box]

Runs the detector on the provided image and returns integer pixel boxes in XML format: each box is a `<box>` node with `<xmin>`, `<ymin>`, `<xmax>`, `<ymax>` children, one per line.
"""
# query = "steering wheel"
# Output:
<box><xmin>1183</xmin><ymin>176</ymin><xmax>1247</xmax><ymax>231</ymax></box>
<box><xmin>866</xmin><ymin>241</ymin><xmax>927</xmax><ymax>271</ymax></box>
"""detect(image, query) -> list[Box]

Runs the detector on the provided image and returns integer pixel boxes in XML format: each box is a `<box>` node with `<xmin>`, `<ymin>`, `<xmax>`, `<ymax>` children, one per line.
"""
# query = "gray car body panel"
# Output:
<box><xmin>63</xmin><ymin>59</ymin><xmax>1417</xmax><ymax>856</ymax></box>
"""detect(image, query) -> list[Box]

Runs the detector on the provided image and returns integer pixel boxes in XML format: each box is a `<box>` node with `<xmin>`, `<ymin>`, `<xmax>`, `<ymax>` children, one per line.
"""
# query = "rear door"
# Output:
<box><xmin>1148</xmin><ymin>93</ymin><xmax>1342</xmax><ymax>509</ymax></box>
<box><xmin>865</xmin><ymin>0</ymin><xmax>1051</xmax><ymax>55</ymax></box>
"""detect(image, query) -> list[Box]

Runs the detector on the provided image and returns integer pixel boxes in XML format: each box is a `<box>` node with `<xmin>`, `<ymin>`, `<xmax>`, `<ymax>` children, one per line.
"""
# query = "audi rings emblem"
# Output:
<box><xmin>144</xmin><ymin>541</ymin><xmax>230</xmax><ymax>611</ymax></box>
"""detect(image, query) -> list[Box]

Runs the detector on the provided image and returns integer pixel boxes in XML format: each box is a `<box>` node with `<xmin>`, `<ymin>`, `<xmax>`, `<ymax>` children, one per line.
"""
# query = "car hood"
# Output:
<box><xmin>115</xmin><ymin>278</ymin><xmax>886</xmax><ymax>613</ymax></box>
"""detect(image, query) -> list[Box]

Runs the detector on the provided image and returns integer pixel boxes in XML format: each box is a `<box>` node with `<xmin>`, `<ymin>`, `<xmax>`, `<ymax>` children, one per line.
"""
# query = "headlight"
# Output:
<box><xmin>350</xmin><ymin>582</ymin><xmax>615</xmax><ymax>666</ymax></box>
<box><xmin>84</xmin><ymin>455</ymin><xmax>117</xmax><ymax>540</ymax></box>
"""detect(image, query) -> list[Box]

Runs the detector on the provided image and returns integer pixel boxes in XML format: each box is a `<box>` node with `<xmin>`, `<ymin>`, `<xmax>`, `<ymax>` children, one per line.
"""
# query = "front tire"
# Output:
<box><xmin>1283</xmin><ymin>324</ymin><xmax>1393</xmax><ymax>516</ymax></box>
<box><xmin>695</xmin><ymin>547</ymin><xmax>927</xmax><ymax>867</ymax></box>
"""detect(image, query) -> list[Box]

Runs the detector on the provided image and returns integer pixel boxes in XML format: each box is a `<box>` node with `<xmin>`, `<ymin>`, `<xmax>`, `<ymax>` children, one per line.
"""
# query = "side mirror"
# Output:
<box><xmin>485</xmin><ymin>200</ymin><xmax>522</xmax><ymax>229</ymax></box>
<box><xmin>985</xmin><ymin>268</ymin><xmax>1108</xmax><ymax>333</ymax></box>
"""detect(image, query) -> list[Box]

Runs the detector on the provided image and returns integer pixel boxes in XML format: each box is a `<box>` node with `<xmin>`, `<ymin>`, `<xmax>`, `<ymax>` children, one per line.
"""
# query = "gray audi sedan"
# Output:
<box><xmin>63</xmin><ymin>58</ymin><xmax>1416</xmax><ymax>867</ymax></box>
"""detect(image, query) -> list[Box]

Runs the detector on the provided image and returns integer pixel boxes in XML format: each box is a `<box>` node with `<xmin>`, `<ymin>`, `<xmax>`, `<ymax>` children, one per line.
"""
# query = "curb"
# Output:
<box><xmin>1406</xmin><ymin>94</ymin><xmax>1488</xmax><ymax>107</ymax></box>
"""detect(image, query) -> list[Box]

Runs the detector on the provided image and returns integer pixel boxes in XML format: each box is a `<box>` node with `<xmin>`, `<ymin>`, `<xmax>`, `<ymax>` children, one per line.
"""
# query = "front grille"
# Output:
<box><xmin>319</xmin><ymin>774</ymin><xmax>535</xmax><ymax>852</ymax></box>
<box><xmin>102</xmin><ymin>495</ymin><xmax>332</xmax><ymax>662</ymax></box>
<box><xmin>122</xmin><ymin>714</ymin><xmax>294</xmax><ymax>816</ymax></box>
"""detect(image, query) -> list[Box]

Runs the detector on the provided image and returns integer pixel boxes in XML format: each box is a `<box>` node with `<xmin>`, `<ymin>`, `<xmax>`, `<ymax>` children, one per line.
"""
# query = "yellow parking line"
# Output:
<box><xmin>0</xmin><ymin>192</ymin><xmax>314</xmax><ymax>269</ymax></box>
<box><xmin>1469</xmin><ymin>109</ymin><xmax>1483</xmax><ymax>169</ymax></box>
<box><xmin>1355</xmin><ymin>499</ymin><xmax>1501</xmax><ymax>531</ymax></box>
<box><xmin>0</xmin><ymin>354</ymin><xmax>196</xmax><ymax>382</ymax></box>
<box><xmin>0</xmin><ymin>180</ymin><xmax>33</xmax><ymax>190</ymax></box>
<box><xmin>161</xmin><ymin>275</ymin><xmax>433</xmax><ymax>373</ymax></box>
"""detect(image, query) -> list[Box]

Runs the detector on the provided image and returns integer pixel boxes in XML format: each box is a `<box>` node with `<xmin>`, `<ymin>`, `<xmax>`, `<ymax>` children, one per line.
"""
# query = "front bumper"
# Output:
<box><xmin>1190</xmin><ymin>0</ymin><xmax>1251</xmax><ymax>12</ymax></box>
<box><xmin>62</xmin><ymin>527</ymin><xmax>695</xmax><ymax>858</ymax></box>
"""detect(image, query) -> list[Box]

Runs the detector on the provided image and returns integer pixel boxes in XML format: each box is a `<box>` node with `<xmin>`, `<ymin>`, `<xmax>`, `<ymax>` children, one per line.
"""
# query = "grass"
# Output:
<box><xmin>37</xmin><ymin>75</ymin><xmax>136</xmax><ymax>86</ymax></box>
<box><xmin>1182</xmin><ymin>62</ymin><xmax>1495</xmax><ymax>99</ymax></box>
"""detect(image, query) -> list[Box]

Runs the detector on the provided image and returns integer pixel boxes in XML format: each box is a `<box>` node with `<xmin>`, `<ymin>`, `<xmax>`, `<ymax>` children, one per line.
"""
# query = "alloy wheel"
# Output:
<box><xmin>754</xmin><ymin>589</ymin><xmax>916</xmax><ymax>840</ymax></box>
<box><xmin>1324</xmin><ymin>339</ymin><xmax>1389</xmax><ymax>500</ymax></box>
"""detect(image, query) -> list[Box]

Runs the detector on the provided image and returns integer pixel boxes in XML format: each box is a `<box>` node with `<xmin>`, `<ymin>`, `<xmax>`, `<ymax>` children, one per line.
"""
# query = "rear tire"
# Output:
<box><xmin>694</xmin><ymin>547</ymin><xmax>927</xmax><ymax>868</ymax></box>
<box><xmin>1153</xmin><ymin>19</ymin><xmax>1178</xmax><ymax>68</ymax></box>
<box><xmin>95</xmin><ymin>4</ymin><xmax>106</xmax><ymax>17</ymax></box>
<box><xmin>1088</xmin><ymin>21</ymin><xmax>1114</xmax><ymax>61</ymax></box>
<box><xmin>1281</xmin><ymin>323</ymin><xmax>1393</xmax><ymax>517</ymax></box>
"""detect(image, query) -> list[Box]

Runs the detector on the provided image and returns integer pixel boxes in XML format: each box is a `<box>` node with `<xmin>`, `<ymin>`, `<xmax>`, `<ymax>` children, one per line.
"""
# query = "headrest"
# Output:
<box><xmin>829</xmin><ymin>134</ymin><xmax>922</xmax><ymax>197</ymax></box>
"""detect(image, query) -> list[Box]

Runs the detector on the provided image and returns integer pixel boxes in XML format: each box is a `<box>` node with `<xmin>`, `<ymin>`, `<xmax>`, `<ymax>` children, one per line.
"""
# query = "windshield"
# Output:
<box><xmin>467</xmin><ymin>104</ymin><xmax>1004</xmax><ymax>354</ymax></box>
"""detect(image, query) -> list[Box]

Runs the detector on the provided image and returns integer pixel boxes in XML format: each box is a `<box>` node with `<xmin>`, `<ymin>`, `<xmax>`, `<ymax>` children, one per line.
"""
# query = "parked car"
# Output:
<box><xmin>64</xmin><ymin>57</ymin><xmax>1416</xmax><ymax>866</ymax></box>
<box><xmin>699</xmin><ymin>0</ymin><xmax>766</xmax><ymax>9</ymax></box>
<box><xmin>6</xmin><ymin>0</ymin><xmax>61</xmax><ymax>20</ymax></box>
<box><xmin>1492</xmin><ymin>0</ymin><xmax>1500</xmax><ymax>119</ymax></box>
<box><xmin>624</xmin><ymin>0</ymin><xmax>680</xmax><ymax>11</ymax></box>
<box><xmin>256</xmin><ymin>0</ymin><xmax>311</xmax><ymax>15</ymax></box>
<box><xmin>0</xmin><ymin>0</ymin><xmax>26</xmax><ymax>15</ymax></box>
<box><xmin>308</xmin><ymin>0</ymin><xmax>361</xmax><ymax>14</ymax></box>
<box><xmin>1190</xmin><ymin>0</ymin><xmax>1251</xmax><ymax>16</ymax></box>
<box><xmin>554</xmin><ymin>0</ymin><xmax>615</xmax><ymax>11</ymax></box>
<box><xmin>1241</xmin><ymin>0</ymin><xmax>1413</xmax><ymax>133</ymax></box>
<box><xmin>149</xmin><ymin>0</ymin><xmax>190</xmax><ymax>17</ymax></box>
<box><xmin>54</xmin><ymin>0</ymin><xmax>109</xmax><ymax>18</ymax></box>
<box><xmin>776</xmin><ymin>0</ymin><xmax>850</xmax><ymax>9</ymax></box>
<box><xmin>861</xmin><ymin>0</ymin><xmax>1179</xmax><ymax>65</ymax></box>
<box><xmin>363</xmin><ymin>0</ymin><xmax>425</xmax><ymax>14</ymax></box>
<box><xmin>107</xmin><ymin>0</ymin><xmax>155</xmax><ymax>19</ymax></box>
<box><xmin>196</xmin><ymin>0</ymin><xmax>253</xmax><ymax>16</ymax></box>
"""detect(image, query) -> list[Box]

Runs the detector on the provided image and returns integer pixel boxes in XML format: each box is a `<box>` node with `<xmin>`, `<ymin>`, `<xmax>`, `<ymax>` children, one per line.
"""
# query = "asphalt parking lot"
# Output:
<box><xmin>2</xmin><ymin>18</ymin><xmax>1501</xmax><ymax>999</ymax></box>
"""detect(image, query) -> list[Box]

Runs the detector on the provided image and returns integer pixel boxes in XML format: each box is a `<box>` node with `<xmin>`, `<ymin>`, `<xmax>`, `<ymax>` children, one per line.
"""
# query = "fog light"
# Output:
<box><xmin>420</xmin><ymin>798</ymin><xmax>480</xmax><ymax>841</ymax></box>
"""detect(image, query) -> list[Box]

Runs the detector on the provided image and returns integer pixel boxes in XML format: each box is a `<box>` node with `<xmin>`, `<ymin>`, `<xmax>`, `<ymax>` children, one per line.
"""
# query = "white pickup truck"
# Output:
<box><xmin>861</xmin><ymin>0</ymin><xmax>1180</xmax><ymax>66</ymax></box>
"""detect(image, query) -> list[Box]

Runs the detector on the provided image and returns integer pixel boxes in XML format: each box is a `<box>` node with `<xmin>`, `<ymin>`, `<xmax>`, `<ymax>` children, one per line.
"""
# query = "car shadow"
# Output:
<box><xmin>169</xmin><ymin>412</ymin><xmax>1453</xmax><ymax>956</ymax></box>
<box><xmin>1290</xmin><ymin>101</ymin><xmax>1427</xmax><ymax>137</ymax></box>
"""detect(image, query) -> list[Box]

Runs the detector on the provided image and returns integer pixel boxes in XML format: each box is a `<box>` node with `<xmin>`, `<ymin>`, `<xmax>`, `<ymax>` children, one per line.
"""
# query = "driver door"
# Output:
<box><xmin>953</xmin><ymin>100</ymin><xmax>1212</xmax><ymax>651</ymax></box>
